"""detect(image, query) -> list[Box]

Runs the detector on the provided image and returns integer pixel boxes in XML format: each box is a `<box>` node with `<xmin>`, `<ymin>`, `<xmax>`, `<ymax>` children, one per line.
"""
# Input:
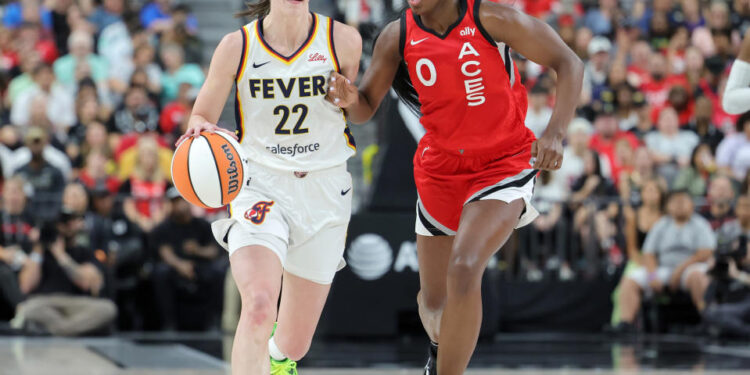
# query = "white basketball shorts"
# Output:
<box><xmin>212</xmin><ymin>162</ymin><xmax>352</xmax><ymax>285</ymax></box>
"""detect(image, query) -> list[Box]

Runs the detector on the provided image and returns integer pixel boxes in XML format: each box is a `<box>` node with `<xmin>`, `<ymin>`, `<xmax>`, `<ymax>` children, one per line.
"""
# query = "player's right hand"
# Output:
<box><xmin>175</xmin><ymin>122</ymin><xmax>238</xmax><ymax>147</ymax></box>
<box><xmin>326</xmin><ymin>71</ymin><xmax>357</xmax><ymax>108</ymax></box>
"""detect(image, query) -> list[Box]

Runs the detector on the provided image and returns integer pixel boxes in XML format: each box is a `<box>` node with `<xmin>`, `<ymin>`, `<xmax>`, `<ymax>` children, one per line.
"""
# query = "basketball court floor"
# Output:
<box><xmin>1</xmin><ymin>333</ymin><xmax>749</xmax><ymax>374</ymax></box>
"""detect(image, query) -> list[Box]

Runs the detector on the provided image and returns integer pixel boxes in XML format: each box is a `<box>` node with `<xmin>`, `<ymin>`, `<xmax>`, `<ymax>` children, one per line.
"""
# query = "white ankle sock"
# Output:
<box><xmin>268</xmin><ymin>337</ymin><xmax>286</xmax><ymax>361</ymax></box>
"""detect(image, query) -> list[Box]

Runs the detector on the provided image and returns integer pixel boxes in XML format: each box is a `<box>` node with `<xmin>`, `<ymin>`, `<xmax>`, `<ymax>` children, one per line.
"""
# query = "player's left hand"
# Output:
<box><xmin>531</xmin><ymin>132</ymin><xmax>564</xmax><ymax>171</ymax></box>
<box><xmin>326</xmin><ymin>71</ymin><xmax>357</xmax><ymax>108</ymax></box>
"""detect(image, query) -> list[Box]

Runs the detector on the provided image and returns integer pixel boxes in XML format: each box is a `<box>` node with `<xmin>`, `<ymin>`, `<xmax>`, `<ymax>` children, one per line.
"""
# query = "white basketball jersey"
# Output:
<box><xmin>234</xmin><ymin>13</ymin><xmax>356</xmax><ymax>172</ymax></box>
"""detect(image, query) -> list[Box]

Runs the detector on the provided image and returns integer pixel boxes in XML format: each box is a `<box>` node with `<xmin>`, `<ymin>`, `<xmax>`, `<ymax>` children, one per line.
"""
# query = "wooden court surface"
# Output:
<box><xmin>0</xmin><ymin>337</ymin><xmax>748</xmax><ymax>375</ymax></box>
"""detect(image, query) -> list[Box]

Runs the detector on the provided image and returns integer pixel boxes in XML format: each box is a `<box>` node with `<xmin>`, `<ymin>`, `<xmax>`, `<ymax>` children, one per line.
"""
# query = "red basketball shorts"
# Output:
<box><xmin>413</xmin><ymin>140</ymin><xmax>539</xmax><ymax>236</ymax></box>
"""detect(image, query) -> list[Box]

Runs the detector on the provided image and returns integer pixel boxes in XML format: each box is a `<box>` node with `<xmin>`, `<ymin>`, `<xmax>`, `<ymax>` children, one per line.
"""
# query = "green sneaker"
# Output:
<box><xmin>270</xmin><ymin>358</ymin><xmax>297</xmax><ymax>375</ymax></box>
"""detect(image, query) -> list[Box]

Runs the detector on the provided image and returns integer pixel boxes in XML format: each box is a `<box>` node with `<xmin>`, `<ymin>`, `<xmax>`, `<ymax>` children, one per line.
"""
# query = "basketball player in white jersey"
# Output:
<box><xmin>175</xmin><ymin>0</ymin><xmax>361</xmax><ymax>373</ymax></box>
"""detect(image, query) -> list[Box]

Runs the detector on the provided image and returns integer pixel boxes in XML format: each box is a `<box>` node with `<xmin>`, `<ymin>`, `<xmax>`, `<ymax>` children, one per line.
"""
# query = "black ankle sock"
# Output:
<box><xmin>430</xmin><ymin>341</ymin><xmax>438</xmax><ymax>356</ymax></box>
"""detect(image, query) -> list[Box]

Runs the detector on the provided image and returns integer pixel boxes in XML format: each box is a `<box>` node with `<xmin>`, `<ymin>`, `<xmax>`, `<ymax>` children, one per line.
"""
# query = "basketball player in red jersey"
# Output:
<box><xmin>327</xmin><ymin>0</ymin><xmax>583</xmax><ymax>373</ymax></box>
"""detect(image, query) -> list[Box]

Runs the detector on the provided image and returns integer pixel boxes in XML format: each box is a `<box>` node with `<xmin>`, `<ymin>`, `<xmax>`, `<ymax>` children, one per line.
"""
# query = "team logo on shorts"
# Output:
<box><xmin>245</xmin><ymin>201</ymin><xmax>275</xmax><ymax>225</ymax></box>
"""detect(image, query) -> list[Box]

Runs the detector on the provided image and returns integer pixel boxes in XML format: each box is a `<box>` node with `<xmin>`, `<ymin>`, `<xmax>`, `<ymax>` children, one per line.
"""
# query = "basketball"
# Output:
<box><xmin>171</xmin><ymin>131</ymin><xmax>245</xmax><ymax>209</ymax></box>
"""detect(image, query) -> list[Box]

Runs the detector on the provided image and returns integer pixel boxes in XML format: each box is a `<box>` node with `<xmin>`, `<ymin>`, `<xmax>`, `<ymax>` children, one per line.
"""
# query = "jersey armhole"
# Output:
<box><xmin>398</xmin><ymin>11</ymin><xmax>406</xmax><ymax>59</ymax></box>
<box><xmin>235</xmin><ymin>25</ymin><xmax>250</xmax><ymax>82</ymax></box>
<box><xmin>473</xmin><ymin>0</ymin><xmax>498</xmax><ymax>47</ymax></box>
<box><xmin>328</xmin><ymin>17</ymin><xmax>342</xmax><ymax>73</ymax></box>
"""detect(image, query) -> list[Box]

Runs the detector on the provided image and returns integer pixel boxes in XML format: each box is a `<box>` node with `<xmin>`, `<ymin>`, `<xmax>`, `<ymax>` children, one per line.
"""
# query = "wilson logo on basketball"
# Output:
<box><xmin>221</xmin><ymin>144</ymin><xmax>240</xmax><ymax>195</ymax></box>
<box><xmin>245</xmin><ymin>201</ymin><xmax>275</xmax><ymax>224</ymax></box>
<box><xmin>308</xmin><ymin>53</ymin><xmax>327</xmax><ymax>63</ymax></box>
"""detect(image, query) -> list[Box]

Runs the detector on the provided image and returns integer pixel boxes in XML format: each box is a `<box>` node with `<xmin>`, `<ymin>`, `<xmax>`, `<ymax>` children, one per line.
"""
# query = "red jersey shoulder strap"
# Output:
<box><xmin>470</xmin><ymin>0</ymin><xmax>514</xmax><ymax>81</ymax></box>
<box><xmin>399</xmin><ymin>10</ymin><xmax>407</xmax><ymax>59</ymax></box>
<box><xmin>470</xmin><ymin>0</ymin><xmax>499</xmax><ymax>47</ymax></box>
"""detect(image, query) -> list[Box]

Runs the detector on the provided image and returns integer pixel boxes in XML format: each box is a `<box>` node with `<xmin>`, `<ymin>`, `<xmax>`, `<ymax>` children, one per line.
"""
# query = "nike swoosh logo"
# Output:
<box><xmin>341</xmin><ymin>188</ymin><xmax>352</xmax><ymax>196</ymax></box>
<box><xmin>252</xmin><ymin>61</ymin><xmax>270</xmax><ymax>68</ymax></box>
<box><xmin>410</xmin><ymin>37</ymin><xmax>428</xmax><ymax>46</ymax></box>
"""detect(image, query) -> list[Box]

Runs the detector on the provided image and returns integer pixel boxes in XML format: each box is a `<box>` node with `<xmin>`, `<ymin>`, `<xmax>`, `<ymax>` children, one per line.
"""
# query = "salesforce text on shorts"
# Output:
<box><xmin>266</xmin><ymin>142</ymin><xmax>321</xmax><ymax>157</ymax></box>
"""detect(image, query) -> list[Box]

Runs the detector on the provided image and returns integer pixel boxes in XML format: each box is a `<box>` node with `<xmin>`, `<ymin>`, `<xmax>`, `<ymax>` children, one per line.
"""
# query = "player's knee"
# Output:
<box><xmin>446</xmin><ymin>251</ymin><xmax>483</xmax><ymax>296</ymax></box>
<box><xmin>239</xmin><ymin>289</ymin><xmax>276</xmax><ymax>327</ymax></box>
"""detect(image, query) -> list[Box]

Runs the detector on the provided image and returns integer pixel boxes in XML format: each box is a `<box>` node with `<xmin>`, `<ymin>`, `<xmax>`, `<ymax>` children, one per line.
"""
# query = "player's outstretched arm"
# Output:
<box><xmin>479</xmin><ymin>2</ymin><xmax>584</xmax><ymax>171</ymax></box>
<box><xmin>723</xmin><ymin>28</ymin><xmax>750</xmax><ymax>115</ymax></box>
<box><xmin>327</xmin><ymin>20</ymin><xmax>402</xmax><ymax>124</ymax></box>
<box><xmin>176</xmin><ymin>31</ymin><xmax>243</xmax><ymax>146</ymax></box>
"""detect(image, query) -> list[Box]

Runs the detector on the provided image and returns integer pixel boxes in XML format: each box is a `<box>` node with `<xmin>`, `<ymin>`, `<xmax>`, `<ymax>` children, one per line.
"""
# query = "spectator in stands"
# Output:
<box><xmin>673</xmin><ymin>143</ymin><xmax>718</xmax><ymax>197</ymax></box>
<box><xmin>701</xmin><ymin>175</ymin><xmax>737</xmax><ymax>230</ymax></box>
<box><xmin>132</xmin><ymin>44</ymin><xmax>163</xmax><ymax>96</ymax></box>
<box><xmin>716</xmin><ymin>112</ymin><xmax>750</xmax><ymax>180</ymax></box>
<box><xmin>525</xmin><ymin>170</ymin><xmax>569</xmax><ymax>280</ymax></box>
<box><xmin>12</xmin><ymin>127</ymin><xmax>65</xmax><ymax>221</ymax></box>
<box><xmin>666</xmin><ymin>86</ymin><xmax>693</xmax><ymax>127</ymax></box>
<box><xmin>623</xmin><ymin>178</ymin><xmax>666</xmax><ymax>265</ymax></box>
<box><xmin>10</xmin><ymin>63</ymin><xmax>75</xmax><ymax>132</ymax></box>
<box><xmin>89</xmin><ymin>185</ymin><xmax>144</xmax><ymax>330</ymax></box>
<box><xmin>589</xmin><ymin>105</ymin><xmax>640</xmax><ymax>182</ymax></box>
<box><xmin>687</xmin><ymin>96</ymin><xmax>723</xmax><ymax>152</ymax></box>
<box><xmin>619</xmin><ymin>147</ymin><xmax>659</xmax><ymax>205</ymax></box>
<box><xmin>642</xmin><ymin>54</ymin><xmax>688</xmax><ymax>109</ymax></box>
<box><xmin>12</xmin><ymin>209</ymin><xmax>116</xmax><ymax>336</ymax></box>
<box><xmin>67</xmin><ymin>94</ymin><xmax>101</xmax><ymax>166</ymax></box>
<box><xmin>2</xmin><ymin>2</ymin><xmax>52</xmax><ymax>30</ymax></box>
<box><xmin>160</xmin><ymin>82</ymin><xmax>197</xmax><ymax>140</ymax></box>
<box><xmin>613</xmin><ymin>84</ymin><xmax>643</xmax><ymax>131</ymax></box>
<box><xmin>703</xmin><ymin>194</ymin><xmax>750</xmax><ymax>338</ymax></box>
<box><xmin>627</xmin><ymin>40</ymin><xmax>653</xmax><ymax>88</ymax></box>
<box><xmin>140</xmin><ymin>0</ymin><xmax>198</xmax><ymax>35</ymax></box>
<box><xmin>570</xmin><ymin>149</ymin><xmax>620</xmax><ymax>275</ymax></box>
<box><xmin>0</xmin><ymin>176</ymin><xmax>39</xmax><ymax>320</ymax></box>
<box><xmin>613</xmin><ymin>189</ymin><xmax>715</xmax><ymax>333</ymax></box>
<box><xmin>52</xmin><ymin>30</ymin><xmax>108</xmax><ymax>89</ymax></box>
<box><xmin>525</xmin><ymin>82</ymin><xmax>552</xmax><ymax>137</ymax></box>
<box><xmin>683</xmin><ymin>46</ymin><xmax>705</xmax><ymax>91</ymax></box>
<box><xmin>159</xmin><ymin>43</ymin><xmax>203</xmax><ymax>104</ymax></box>
<box><xmin>119</xmin><ymin>136</ymin><xmax>168</xmax><ymax>234</ymax></box>
<box><xmin>96</xmin><ymin>12</ymin><xmax>133</xmax><ymax>98</ymax></box>
<box><xmin>558</xmin><ymin>118</ymin><xmax>595</xmax><ymax>191</ymax></box>
<box><xmin>12</xmin><ymin>23</ymin><xmax>57</xmax><ymax>65</ymax></box>
<box><xmin>81</xmin><ymin>122</ymin><xmax>111</xmax><ymax>161</ymax></box>
<box><xmin>88</xmin><ymin>0</ymin><xmax>125</xmax><ymax>32</ymax></box>
<box><xmin>644</xmin><ymin>106</ymin><xmax>699</xmax><ymax>184</ymax></box>
<box><xmin>6</xmin><ymin>51</ymin><xmax>41</xmax><ymax>107</ymax></box>
<box><xmin>151</xmin><ymin>188</ymin><xmax>224</xmax><ymax>330</ymax></box>
<box><xmin>108</xmin><ymin>85</ymin><xmax>159</xmax><ymax>135</ymax></box>
<box><xmin>583</xmin><ymin>0</ymin><xmax>618</xmax><ymax>36</ymax></box>
<box><xmin>583</xmin><ymin>36</ymin><xmax>612</xmax><ymax>103</ymax></box>
<box><xmin>77</xmin><ymin>150</ymin><xmax>120</xmax><ymax>195</ymax></box>
<box><xmin>161</xmin><ymin>4</ymin><xmax>202</xmax><ymax>64</ymax></box>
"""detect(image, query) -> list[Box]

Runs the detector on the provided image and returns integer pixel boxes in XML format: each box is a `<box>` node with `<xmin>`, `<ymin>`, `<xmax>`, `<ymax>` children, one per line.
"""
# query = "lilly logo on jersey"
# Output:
<box><xmin>220</xmin><ymin>144</ymin><xmax>240</xmax><ymax>195</ymax></box>
<box><xmin>245</xmin><ymin>201</ymin><xmax>275</xmax><ymax>225</ymax></box>
<box><xmin>459</xmin><ymin>27</ymin><xmax>476</xmax><ymax>37</ymax></box>
<box><xmin>308</xmin><ymin>53</ymin><xmax>327</xmax><ymax>63</ymax></box>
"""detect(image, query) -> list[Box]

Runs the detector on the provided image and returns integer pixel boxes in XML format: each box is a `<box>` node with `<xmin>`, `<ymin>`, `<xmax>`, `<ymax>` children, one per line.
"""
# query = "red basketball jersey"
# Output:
<box><xmin>400</xmin><ymin>0</ymin><xmax>535</xmax><ymax>157</ymax></box>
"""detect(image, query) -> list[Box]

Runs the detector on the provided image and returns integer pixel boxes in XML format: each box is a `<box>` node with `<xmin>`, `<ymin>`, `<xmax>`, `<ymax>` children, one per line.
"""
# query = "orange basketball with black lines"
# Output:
<box><xmin>171</xmin><ymin>131</ymin><xmax>245</xmax><ymax>208</ymax></box>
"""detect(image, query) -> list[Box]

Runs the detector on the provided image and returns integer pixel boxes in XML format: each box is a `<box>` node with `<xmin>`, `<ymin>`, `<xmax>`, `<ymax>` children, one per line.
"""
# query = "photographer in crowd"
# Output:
<box><xmin>0</xmin><ymin>177</ymin><xmax>38</xmax><ymax>321</ymax></box>
<box><xmin>11</xmin><ymin>209</ymin><xmax>116</xmax><ymax>336</ymax></box>
<box><xmin>704</xmin><ymin>194</ymin><xmax>750</xmax><ymax>338</ymax></box>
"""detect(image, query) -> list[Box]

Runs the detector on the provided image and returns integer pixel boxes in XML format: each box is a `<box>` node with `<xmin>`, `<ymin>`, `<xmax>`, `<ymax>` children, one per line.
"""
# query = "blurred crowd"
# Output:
<box><xmin>0</xmin><ymin>0</ymin><xmax>749</xmax><ymax>338</ymax></box>
<box><xmin>0</xmin><ymin>0</ymin><xmax>223</xmax><ymax>335</ymax></box>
